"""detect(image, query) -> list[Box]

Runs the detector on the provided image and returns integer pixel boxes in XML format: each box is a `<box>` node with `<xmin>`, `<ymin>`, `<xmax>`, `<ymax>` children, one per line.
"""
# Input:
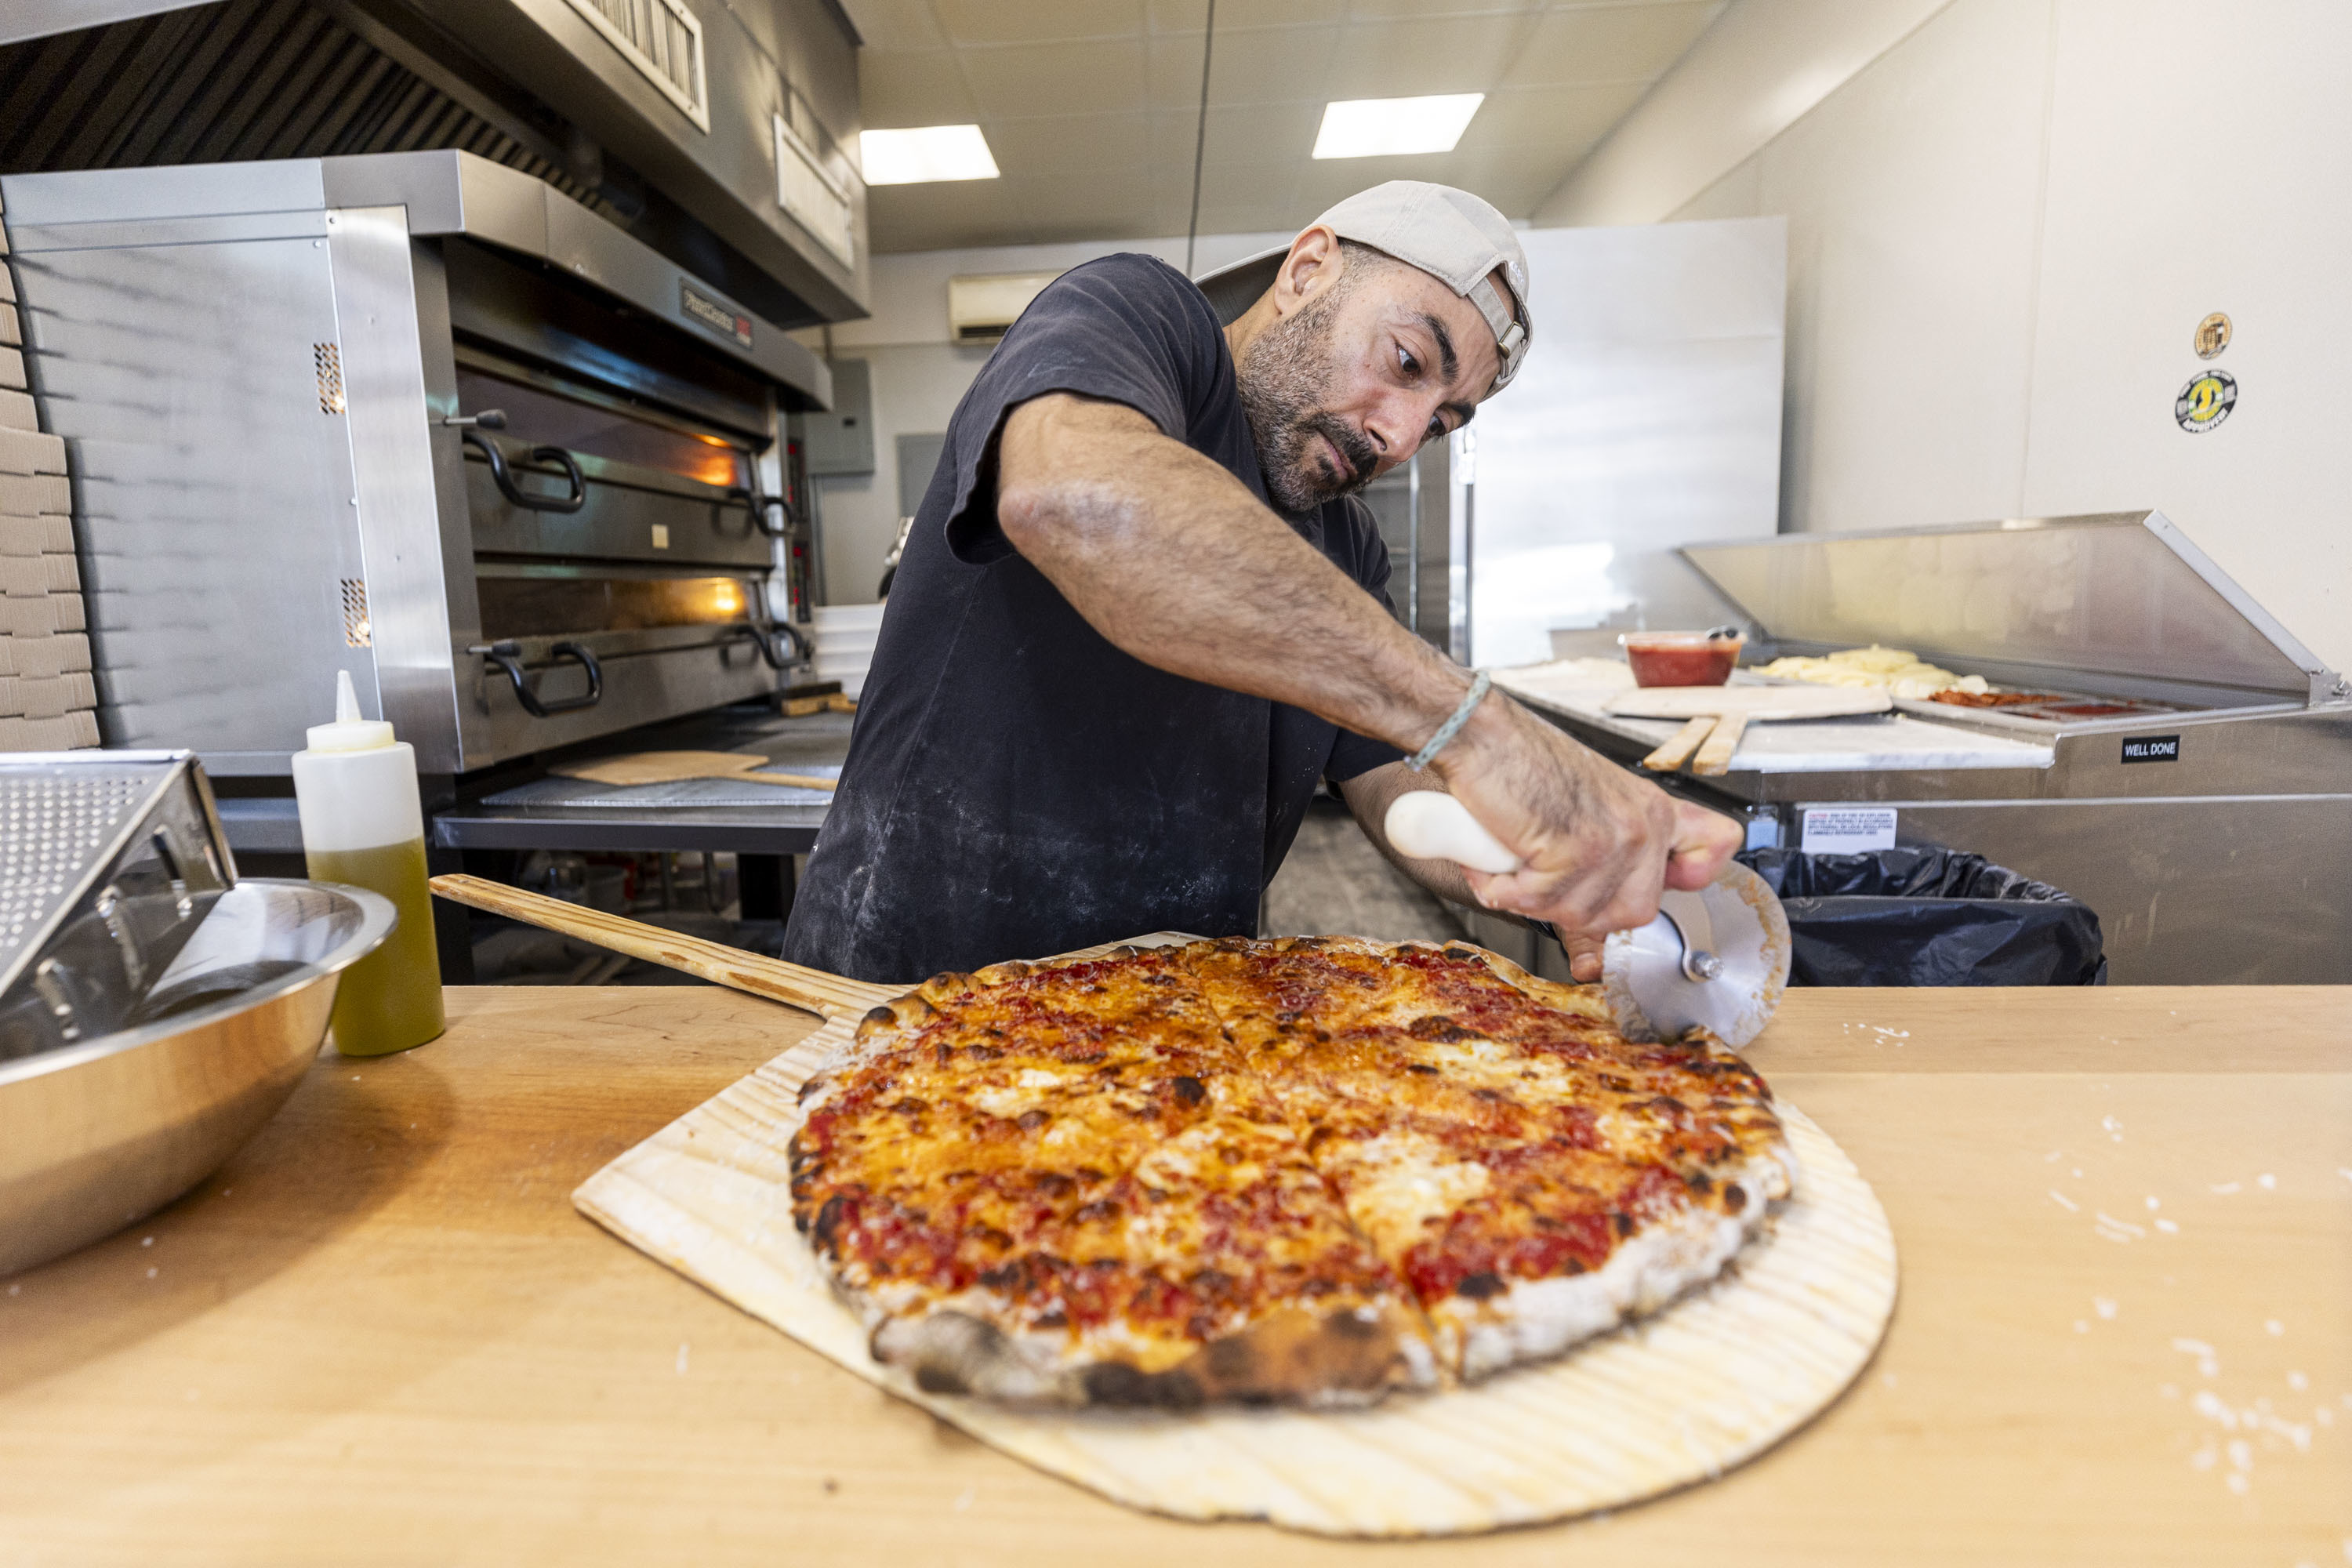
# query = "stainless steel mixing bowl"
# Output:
<box><xmin>0</xmin><ymin>878</ymin><xmax>395</xmax><ymax>1276</ymax></box>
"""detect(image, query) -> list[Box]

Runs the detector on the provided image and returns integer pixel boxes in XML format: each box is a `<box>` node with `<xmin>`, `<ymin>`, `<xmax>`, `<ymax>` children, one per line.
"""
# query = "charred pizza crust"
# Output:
<box><xmin>788</xmin><ymin>936</ymin><xmax>1794</xmax><ymax>1407</ymax></box>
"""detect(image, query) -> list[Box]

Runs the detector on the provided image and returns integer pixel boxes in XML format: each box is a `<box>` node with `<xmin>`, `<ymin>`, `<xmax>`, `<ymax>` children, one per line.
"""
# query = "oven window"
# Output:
<box><xmin>456</xmin><ymin>368</ymin><xmax>748</xmax><ymax>490</ymax></box>
<box><xmin>478</xmin><ymin>575</ymin><xmax>750</xmax><ymax>639</ymax></box>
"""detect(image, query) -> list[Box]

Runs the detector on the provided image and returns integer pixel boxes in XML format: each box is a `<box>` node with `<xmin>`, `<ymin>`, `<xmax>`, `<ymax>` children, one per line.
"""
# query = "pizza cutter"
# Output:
<box><xmin>1383</xmin><ymin>791</ymin><xmax>1791</xmax><ymax>1047</ymax></box>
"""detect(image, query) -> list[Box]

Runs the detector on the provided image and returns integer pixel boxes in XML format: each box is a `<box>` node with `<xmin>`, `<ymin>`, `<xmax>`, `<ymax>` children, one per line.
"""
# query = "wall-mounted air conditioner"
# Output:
<box><xmin>947</xmin><ymin>271</ymin><xmax>1060</xmax><ymax>343</ymax></box>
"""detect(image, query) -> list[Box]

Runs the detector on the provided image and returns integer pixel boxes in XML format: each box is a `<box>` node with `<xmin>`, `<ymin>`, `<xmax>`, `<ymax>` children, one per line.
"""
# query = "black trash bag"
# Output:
<box><xmin>1737</xmin><ymin>846</ymin><xmax>2107</xmax><ymax>987</ymax></box>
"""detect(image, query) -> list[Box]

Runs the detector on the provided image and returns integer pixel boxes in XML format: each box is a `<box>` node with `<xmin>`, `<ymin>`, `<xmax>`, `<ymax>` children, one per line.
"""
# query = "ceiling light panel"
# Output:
<box><xmin>1312</xmin><ymin>93</ymin><xmax>1485</xmax><ymax>159</ymax></box>
<box><xmin>859</xmin><ymin>124</ymin><xmax>1001</xmax><ymax>184</ymax></box>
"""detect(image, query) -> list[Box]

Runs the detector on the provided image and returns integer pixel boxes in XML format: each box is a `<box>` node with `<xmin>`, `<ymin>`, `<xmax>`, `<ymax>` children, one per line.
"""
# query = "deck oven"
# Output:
<box><xmin>2</xmin><ymin>150</ymin><xmax>829</xmax><ymax>778</ymax></box>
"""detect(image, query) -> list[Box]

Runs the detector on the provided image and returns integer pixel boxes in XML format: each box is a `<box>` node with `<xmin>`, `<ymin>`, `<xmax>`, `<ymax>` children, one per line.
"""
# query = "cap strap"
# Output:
<box><xmin>1467</xmin><ymin>276</ymin><xmax>1527</xmax><ymax>389</ymax></box>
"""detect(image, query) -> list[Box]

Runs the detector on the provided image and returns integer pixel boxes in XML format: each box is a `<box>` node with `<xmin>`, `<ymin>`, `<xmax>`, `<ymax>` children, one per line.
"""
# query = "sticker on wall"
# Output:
<box><xmin>2175</xmin><ymin>368</ymin><xmax>2236</xmax><ymax>433</ymax></box>
<box><xmin>2193</xmin><ymin>311</ymin><xmax>2231</xmax><ymax>358</ymax></box>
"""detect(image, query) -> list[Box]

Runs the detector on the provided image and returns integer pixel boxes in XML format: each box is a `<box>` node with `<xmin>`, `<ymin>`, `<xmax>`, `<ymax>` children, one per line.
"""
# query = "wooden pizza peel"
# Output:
<box><xmin>546</xmin><ymin>750</ymin><xmax>837</xmax><ymax>791</ymax></box>
<box><xmin>429</xmin><ymin>875</ymin><xmax>1897</xmax><ymax>1537</ymax></box>
<box><xmin>1604</xmin><ymin>684</ymin><xmax>1892</xmax><ymax>775</ymax></box>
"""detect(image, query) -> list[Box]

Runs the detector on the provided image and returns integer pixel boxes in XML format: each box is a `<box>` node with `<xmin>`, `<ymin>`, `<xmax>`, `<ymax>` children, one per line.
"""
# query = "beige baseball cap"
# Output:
<box><xmin>1194</xmin><ymin>181</ymin><xmax>1532</xmax><ymax>392</ymax></box>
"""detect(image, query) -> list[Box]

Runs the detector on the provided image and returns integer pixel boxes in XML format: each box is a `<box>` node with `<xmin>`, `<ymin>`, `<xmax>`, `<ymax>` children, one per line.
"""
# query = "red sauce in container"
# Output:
<box><xmin>1621</xmin><ymin>631</ymin><xmax>1744</xmax><ymax>687</ymax></box>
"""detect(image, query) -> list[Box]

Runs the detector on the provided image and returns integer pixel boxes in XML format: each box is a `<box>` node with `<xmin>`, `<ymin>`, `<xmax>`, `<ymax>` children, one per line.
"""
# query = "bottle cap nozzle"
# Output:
<box><xmin>306</xmin><ymin>670</ymin><xmax>398</xmax><ymax>753</ymax></box>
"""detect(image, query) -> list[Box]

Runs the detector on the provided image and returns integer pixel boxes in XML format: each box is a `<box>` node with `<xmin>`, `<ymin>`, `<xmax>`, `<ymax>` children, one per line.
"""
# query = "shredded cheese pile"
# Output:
<box><xmin>1755</xmin><ymin>645</ymin><xmax>1991</xmax><ymax>702</ymax></box>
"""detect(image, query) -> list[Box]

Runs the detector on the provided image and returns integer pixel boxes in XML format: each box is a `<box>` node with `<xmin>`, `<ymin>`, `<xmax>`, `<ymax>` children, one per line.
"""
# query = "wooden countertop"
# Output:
<box><xmin>4</xmin><ymin>985</ymin><xmax>2347</xmax><ymax>1563</ymax></box>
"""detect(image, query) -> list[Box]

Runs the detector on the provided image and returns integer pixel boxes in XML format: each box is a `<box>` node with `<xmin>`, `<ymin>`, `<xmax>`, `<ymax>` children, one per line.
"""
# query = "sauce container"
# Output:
<box><xmin>1621</xmin><ymin>629</ymin><xmax>1744</xmax><ymax>687</ymax></box>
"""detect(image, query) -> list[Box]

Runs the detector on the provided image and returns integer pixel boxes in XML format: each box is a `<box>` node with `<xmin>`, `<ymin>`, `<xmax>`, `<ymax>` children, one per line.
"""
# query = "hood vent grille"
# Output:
<box><xmin>0</xmin><ymin>0</ymin><xmax>612</xmax><ymax>219</ymax></box>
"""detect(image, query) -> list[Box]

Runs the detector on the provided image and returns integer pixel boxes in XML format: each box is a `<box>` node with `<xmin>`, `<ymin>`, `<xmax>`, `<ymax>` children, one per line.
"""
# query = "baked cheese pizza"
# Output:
<box><xmin>789</xmin><ymin>935</ymin><xmax>1795</xmax><ymax>1409</ymax></box>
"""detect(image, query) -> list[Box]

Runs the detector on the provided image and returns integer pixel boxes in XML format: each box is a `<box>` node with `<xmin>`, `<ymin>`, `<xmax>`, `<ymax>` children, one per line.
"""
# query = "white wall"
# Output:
<box><xmin>1544</xmin><ymin>0</ymin><xmax>2352</xmax><ymax>675</ymax></box>
<box><xmin>797</xmin><ymin>230</ymin><xmax>1287</xmax><ymax>601</ymax></box>
<box><xmin>1468</xmin><ymin>217</ymin><xmax>1786</xmax><ymax>667</ymax></box>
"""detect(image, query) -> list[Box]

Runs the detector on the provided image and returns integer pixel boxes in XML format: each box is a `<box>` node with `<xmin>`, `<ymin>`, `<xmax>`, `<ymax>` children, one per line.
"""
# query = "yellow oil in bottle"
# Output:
<box><xmin>307</xmin><ymin>837</ymin><xmax>446</xmax><ymax>1056</ymax></box>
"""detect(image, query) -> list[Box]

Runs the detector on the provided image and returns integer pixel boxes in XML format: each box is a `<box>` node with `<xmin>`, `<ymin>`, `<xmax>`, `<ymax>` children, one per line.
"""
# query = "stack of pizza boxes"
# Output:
<box><xmin>0</xmin><ymin>188</ymin><xmax>100</xmax><ymax>751</ymax></box>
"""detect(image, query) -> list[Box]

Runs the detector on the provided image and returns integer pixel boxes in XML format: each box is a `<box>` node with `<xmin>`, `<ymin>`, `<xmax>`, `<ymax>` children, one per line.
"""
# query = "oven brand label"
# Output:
<box><xmin>2121</xmin><ymin>734</ymin><xmax>2181</xmax><ymax>764</ymax></box>
<box><xmin>1801</xmin><ymin>808</ymin><xmax>1896</xmax><ymax>854</ymax></box>
<box><xmin>681</xmin><ymin>281</ymin><xmax>753</xmax><ymax>348</ymax></box>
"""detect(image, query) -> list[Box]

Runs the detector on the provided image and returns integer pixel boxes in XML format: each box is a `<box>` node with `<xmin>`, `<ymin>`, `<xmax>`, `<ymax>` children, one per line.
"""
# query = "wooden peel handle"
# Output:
<box><xmin>731</xmin><ymin>771</ymin><xmax>837</xmax><ymax>791</ymax></box>
<box><xmin>1641</xmin><ymin>716</ymin><xmax>1715</xmax><ymax>773</ymax></box>
<box><xmin>428</xmin><ymin>873</ymin><xmax>887</xmax><ymax>1020</ymax></box>
<box><xmin>1691</xmin><ymin>710</ymin><xmax>1751</xmax><ymax>776</ymax></box>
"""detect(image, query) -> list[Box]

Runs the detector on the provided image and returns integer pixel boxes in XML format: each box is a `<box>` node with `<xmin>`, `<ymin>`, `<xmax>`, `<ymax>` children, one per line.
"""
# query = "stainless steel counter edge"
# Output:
<box><xmin>0</xmin><ymin>151</ymin><xmax>830</xmax><ymax>411</ymax></box>
<box><xmin>427</xmin><ymin>807</ymin><xmax>825</xmax><ymax>855</ymax></box>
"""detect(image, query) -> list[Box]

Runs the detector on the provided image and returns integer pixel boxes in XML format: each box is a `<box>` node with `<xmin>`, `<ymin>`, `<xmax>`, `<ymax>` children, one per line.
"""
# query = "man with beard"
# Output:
<box><xmin>784</xmin><ymin>182</ymin><xmax>1739</xmax><ymax>982</ymax></box>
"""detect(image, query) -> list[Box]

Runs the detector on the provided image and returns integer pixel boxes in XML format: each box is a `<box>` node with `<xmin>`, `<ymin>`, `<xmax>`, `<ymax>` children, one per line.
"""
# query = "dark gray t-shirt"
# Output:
<box><xmin>782</xmin><ymin>253</ymin><xmax>1403</xmax><ymax>982</ymax></box>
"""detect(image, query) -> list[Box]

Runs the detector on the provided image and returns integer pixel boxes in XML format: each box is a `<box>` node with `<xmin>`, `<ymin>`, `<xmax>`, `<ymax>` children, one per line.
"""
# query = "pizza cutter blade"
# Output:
<box><xmin>1384</xmin><ymin>791</ymin><xmax>1791</xmax><ymax>1047</ymax></box>
<box><xmin>1599</xmin><ymin>860</ymin><xmax>1789</xmax><ymax>1047</ymax></box>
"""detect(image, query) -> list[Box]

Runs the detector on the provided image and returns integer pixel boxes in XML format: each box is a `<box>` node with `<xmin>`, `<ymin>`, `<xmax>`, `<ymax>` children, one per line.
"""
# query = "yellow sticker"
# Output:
<box><xmin>652</xmin><ymin>523</ymin><xmax>671</xmax><ymax>549</ymax></box>
<box><xmin>2194</xmin><ymin>311</ymin><xmax>2231</xmax><ymax>358</ymax></box>
<box><xmin>2174</xmin><ymin>369</ymin><xmax>2236</xmax><ymax>434</ymax></box>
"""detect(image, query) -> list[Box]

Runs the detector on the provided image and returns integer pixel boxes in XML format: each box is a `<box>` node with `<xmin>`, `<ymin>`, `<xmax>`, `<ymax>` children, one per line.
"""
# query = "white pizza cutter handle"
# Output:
<box><xmin>1383</xmin><ymin>791</ymin><xmax>1523</xmax><ymax>875</ymax></box>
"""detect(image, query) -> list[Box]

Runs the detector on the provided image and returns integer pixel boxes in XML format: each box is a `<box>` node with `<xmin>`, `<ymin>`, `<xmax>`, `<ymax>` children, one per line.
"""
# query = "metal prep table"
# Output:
<box><xmin>429</xmin><ymin>705</ymin><xmax>844</xmax><ymax>858</ymax></box>
<box><xmin>1498</xmin><ymin>512</ymin><xmax>2352</xmax><ymax>985</ymax></box>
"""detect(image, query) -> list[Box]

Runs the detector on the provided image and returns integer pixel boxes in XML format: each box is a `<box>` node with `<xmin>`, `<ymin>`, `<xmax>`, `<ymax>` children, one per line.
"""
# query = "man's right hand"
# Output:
<box><xmin>1430</xmin><ymin>691</ymin><xmax>1742</xmax><ymax>976</ymax></box>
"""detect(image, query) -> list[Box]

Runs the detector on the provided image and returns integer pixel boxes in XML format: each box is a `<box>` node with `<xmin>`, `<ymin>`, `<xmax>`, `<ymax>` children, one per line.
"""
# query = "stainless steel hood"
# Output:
<box><xmin>0</xmin><ymin>0</ymin><xmax>869</xmax><ymax>328</ymax></box>
<box><xmin>1681</xmin><ymin>511</ymin><xmax>2343</xmax><ymax>709</ymax></box>
<box><xmin>6</xmin><ymin>151</ymin><xmax>829</xmax><ymax>408</ymax></box>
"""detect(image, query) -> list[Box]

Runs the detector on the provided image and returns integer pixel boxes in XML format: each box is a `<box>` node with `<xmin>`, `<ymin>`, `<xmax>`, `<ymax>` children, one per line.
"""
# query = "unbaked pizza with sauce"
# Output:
<box><xmin>788</xmin><ymin>935</ymin><xmax>1795</xmax><ymax>1408</ymax></box>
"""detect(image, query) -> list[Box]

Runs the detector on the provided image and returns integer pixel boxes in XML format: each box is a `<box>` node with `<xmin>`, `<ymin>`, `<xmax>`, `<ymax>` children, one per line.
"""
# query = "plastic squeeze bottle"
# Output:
<box><xmin>292</xmin><ymin>670</ymin><xmax>446</xmax><ymax>1056</ymax></box>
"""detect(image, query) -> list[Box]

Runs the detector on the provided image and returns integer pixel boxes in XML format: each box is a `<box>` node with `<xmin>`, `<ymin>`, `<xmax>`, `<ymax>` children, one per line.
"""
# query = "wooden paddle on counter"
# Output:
<box><xmin>429</xmin><ymin>873</ymin><xmax>883</xmax><ymax>1018</ymax></box>
<box><xmin>546</xmin><ymin>750</ymin><xmax>837</xmax><ymax>791</ymax></box>
<box><xmin>1605</xmin><ymin>684</ymin><xmax>1891</xmax><ymax>775</ymax></box>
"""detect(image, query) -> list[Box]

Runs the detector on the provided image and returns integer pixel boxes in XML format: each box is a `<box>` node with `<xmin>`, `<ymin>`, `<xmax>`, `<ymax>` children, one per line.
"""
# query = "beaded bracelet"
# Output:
<box><xmin>1405</xmin><ymin>670</ymin><xmax>1490</xmax><ymax>771</ymax></box>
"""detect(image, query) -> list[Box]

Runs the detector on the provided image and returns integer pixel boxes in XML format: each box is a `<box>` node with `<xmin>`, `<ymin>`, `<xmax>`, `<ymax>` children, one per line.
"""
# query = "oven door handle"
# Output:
<box><xmin>731</xmin><ymin>619</ymin><xmax>809</xmax><ymax>671</ymax></box>
<box><xmin>470</xmin><ymin>640</ymin><xmax>603</xmax><ymax>717</ymax></box>
<box><xmin>463</xmin><ymin>430</ymin><xmax>587</xmax><ymax>514</ymax></box>
<box><xmin>731</xmin><ymin>459</ymin><xmax>797</xmax><ymax>539</ymax></box>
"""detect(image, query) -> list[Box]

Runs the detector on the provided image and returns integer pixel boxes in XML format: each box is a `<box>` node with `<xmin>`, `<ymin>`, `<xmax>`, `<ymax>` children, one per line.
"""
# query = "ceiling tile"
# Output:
<box><xmin>932</xmin><ymin>0</ymin><xmax>1145</xmax><ymax>46</ymax></box>
<box><xmin>858</xmin><ymin>49</ymin><xmax>980</xmax><ymax>127</ymax></box>
<box><xmin>1322</xmin><ymin>13</ymin><xmax>1531</xmax><ymax>99</ymax></box>
<box><xmin>1148</xmin><ymin>101</ymin><xmax>1323</xmax><ymax>168</ymax></box>
<box><xmin>1146</xmin><ymin>0</ymin><xmax>1345</xmax><ymax>28</ymax></box>
<box><xmin>1341</xmin><ymin>0</ymin><xmax>1535</xmax><ymax>18</ymax></box>
<box><xmin>1144</xmin><ymin>31</ymin><xmax>1214</xmax><ymax>110</ymax></box>
<box><xmin>1290</xmin><ymin>150</ymin><xmax>1511</xmax><ymax>209</ymax></box>
<box><xmin>1173</xmin><ymin>168</ymin><xmax>1297</xmax><ymax>222</ymax></box>
<box><xmin>837</xmin><ymin>0</ymin><xmax>947</xmax><ymax>50</ymax></box>
<box><xmin>960</xmin><ymin>39</ymin><xmax>1151</xmax><ymax>118</ymax></box>
<box><xmin>985</xmin><ymin>111</ymin><xmax>1153</xmax><ymax>175</ymax></box>
<box><xmin>1217</xmin><ymin>22</ymin><xmax>1352</xmax><ymax>103</ymax></box>
<box><xmin>1013</xmin><ymin>171</ymin><xmax>1160</xmax><ymax>235</ymax></box>
<box><xmin>867</xmin><ymin>176</ymin><xmax>1026</xmax><ymax>251</ymax></box>
<box><xmin>1156</xmin><ymin>24</ymin><xmax>1341</xmax><ymax>108</ymax></box>
<box><xmin>852</xmin><ymin>0</ymin><xmax>1690</xmax><ymax>252</ymax></box>
<box><xmin>1191</xmin><ymin>195</ymin><xmax>1304</xmax><ymax>234</ymax></box>
<box><xmin>1502</xmin><ymin>1</ymin><xmax>1719</xmax><ymax>87</ymax></box>
<box><xmin>1455</xmin><ymin>80</ymin><xmax>1642</xmax><ymax>151</ymax></box>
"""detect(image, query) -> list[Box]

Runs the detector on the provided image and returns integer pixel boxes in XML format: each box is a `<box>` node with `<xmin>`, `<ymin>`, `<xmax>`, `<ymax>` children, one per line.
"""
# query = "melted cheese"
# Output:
<box><xmin>1330</xmin><ymin>1131</ymin><xmax>1492</xmax><ymax>1258</ymax></box>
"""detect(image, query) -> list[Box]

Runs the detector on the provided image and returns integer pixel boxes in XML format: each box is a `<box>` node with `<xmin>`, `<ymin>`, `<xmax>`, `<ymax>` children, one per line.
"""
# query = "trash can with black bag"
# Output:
<box><xmin>1736</xmin><ymin>847</ymin><xmax>2107</xmax><ymax>986</ymax></box>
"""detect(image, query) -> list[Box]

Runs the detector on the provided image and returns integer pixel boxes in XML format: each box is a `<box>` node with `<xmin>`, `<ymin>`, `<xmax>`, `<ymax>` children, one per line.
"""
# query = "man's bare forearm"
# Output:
<box><xmin>996</xmin><ymin>391</ymin><xmax>1744</xmax><ymax>946</ymax></box>
<box><xmin>996</xmin><ymin>394</ymin><xmax>1472</xmax><ymax>754</ymax></box>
